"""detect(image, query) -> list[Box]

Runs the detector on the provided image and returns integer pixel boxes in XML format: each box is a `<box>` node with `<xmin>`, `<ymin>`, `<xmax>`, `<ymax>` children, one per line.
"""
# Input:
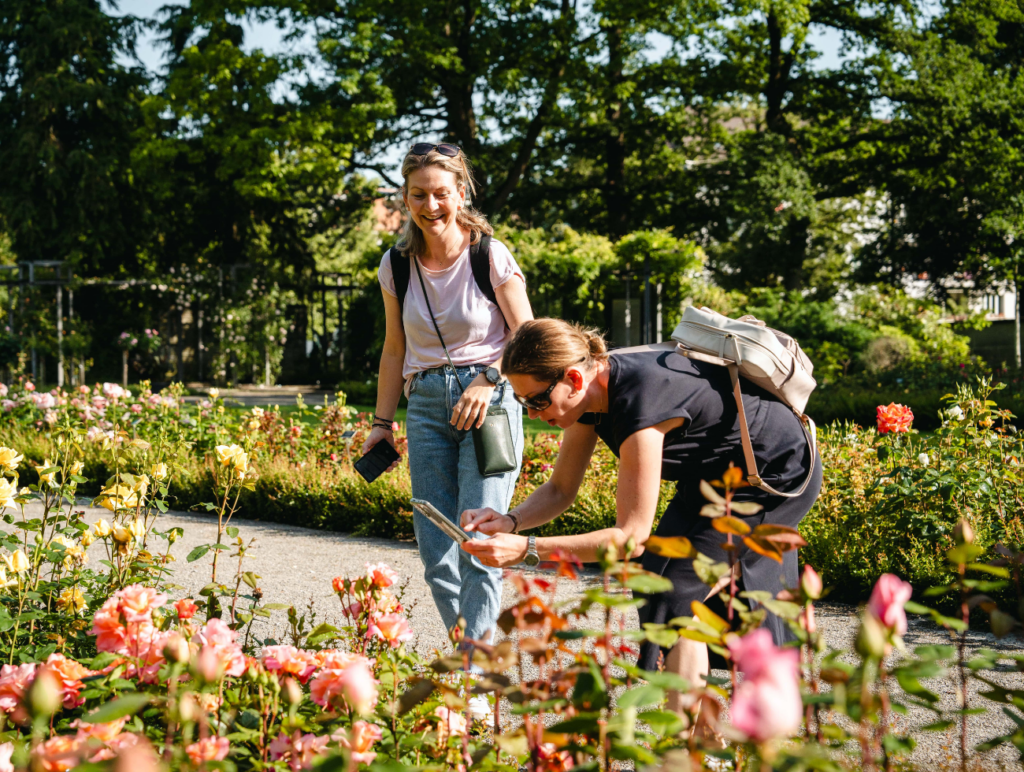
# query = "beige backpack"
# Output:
<box><xmin>670</xmin><ymin>306</ymin><xmax>818</xmax><ymax>498</ymax></box>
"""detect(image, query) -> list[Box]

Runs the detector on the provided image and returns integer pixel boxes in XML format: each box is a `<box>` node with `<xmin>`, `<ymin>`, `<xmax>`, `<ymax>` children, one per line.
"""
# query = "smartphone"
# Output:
<box><xmin>411</xmin><ymin>498</ymin><xmax>469</xmax><ymax>544</ymax></box>
<box><xmin>354</xmin><ymin>440</ymin><xmax>401</xmax><ymax>483</ymax></box>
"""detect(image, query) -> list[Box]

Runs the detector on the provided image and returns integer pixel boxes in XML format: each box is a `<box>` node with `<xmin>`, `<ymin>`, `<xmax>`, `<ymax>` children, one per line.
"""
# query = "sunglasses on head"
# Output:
<box><xmin>410</xmin><ymin>143</ymin><xmax>461</xmax><ymax>158</ymax></box>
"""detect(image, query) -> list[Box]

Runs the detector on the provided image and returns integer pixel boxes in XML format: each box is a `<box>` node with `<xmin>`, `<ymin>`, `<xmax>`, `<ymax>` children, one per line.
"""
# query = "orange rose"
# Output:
<box><xmin>876</xmin><ymin>403</ymin><xmax>913</xmax><ymax>434</ymax></box>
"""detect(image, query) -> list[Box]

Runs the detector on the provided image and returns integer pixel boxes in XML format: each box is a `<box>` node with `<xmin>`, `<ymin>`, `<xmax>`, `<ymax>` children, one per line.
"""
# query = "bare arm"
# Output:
<box><xmin>452</xmin><ymin>272</ymin><xmax>534</xmax><ymax>429</ymax></box>
<box><xmin>461</xmin><ymin>421</ymin><xmax>675</xmax><ymax>566</ymax></box>
<box><xmin>360</xmin><ymin>288</ymin><xmax>406</xmax><ymax>467</ymax></box>
<box><xmin>462</xmin><ymin>421</ymin><xmax>597</xmax><ymax>534</ymax></box>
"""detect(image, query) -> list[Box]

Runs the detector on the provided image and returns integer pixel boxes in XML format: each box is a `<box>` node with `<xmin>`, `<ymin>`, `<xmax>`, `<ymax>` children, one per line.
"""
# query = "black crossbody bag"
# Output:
<box><xmin>413</xmin><ymin>252</ymin><xmax>518</xmax><ymax>476</ymax></box>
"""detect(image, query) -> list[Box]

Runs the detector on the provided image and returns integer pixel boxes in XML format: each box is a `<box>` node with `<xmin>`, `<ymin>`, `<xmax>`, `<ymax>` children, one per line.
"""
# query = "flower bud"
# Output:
<box><xmin>283</xmin><ymin>677</ymin><xmax>302</xmax><ymax>706</ymax></box>
<box><xmin>112</xmin><ymin>524</ymin><xmax>131</xmax><ymax>544</ymax></box>
<box><xmin>150</xmin><ymin>463</ymin><xmax>168</xmax><ymax>481</ymax></box>
<box><xmin>80</xmin><ymin>530</ymin><xmax>94</xmax><ymax>548</ymax></box>
<box><xmin>800</xmin><ymin>565</ymin><xmax>823</xmax><ymax>600</ymax></box>
<box><xmin>955</xmin><ymin>519</ymin><xmax>975</xmax><ymax>545</ymax></box>
<box><xmin>6</xmin><ymin>550</ymin><xmax>29</xmax><ymax>574</ymax></box>
<box><xmin>598</xmin><ymin>542</ymin><xmax>619</xmax><ymax>570</ymax></box>
<box><xmin>856</xmin><ymin>613</ymin><xmax>888</xmax><ymax>659</ymax></box>
<box><xmin>93</xmin><ymin>518</ymin><xmax>111</xmax><ymax>537</ymax></box>
<box><xmin>624</xmin><ymin>537</ymin><xmax>637</xmax><ymax>557</ymax></box>
<box><xmin>163</xmin><ymin>634</ymin><xmax>190</xmax><ymax>664</ymax></box>
<box><xmin>28</xmin><ymin>669</ymin><xmax>62</xmax><ymax>716</ymax></box>
<box><xmin>178</xmin><ymin>693</ymin><xmax>199</xmax><ymax>723</ymax></box>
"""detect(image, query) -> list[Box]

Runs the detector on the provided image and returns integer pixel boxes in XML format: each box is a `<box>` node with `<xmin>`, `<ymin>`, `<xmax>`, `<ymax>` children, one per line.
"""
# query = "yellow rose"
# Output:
<box><xmin>69</xmin><ymin>461</ymin><xmax>84</xmax><ymax>476</ymax></box>
<box><xmin>215</xmin><ymin>444</ymin><xmax>244</xmax><ymax>467</ymax></box>
<box><xmin>49</xmin><ymin>534</ymin><xmax>86</xmax><ymax>568</ymax></box>
<box><xmin>0</xmin><ymin>447</ymin><xmax>24</xmax><ymax>472</ymax></box>
<box><xmin>93</xmin><ymin>518</ymin><xmax>111</xmax><ymax>537</ymax></box>
<box><xmin>129</xmin><ymin>519</ymin><xmax>146</xmax><ymax>541</ymax></box>
<box><xmin>131</xmin><ymin>475</ymin><xmax>149</xmax><ymax>500</ymax></box>
<box><xmin>112</xmin><ymin>524</ymin><xmax>132</xmax><ymax>544</ymax></box>
<box><xmin>252</xmin><ymin>407</ymin><xmax>264</xmax><ymax>418</ymax></box>
<box><xmin>98</xmin><ymin>484</ymin><xmax>139</xmax><ymax>512</ymax></box>
<box><xmin>57</xmin><ymin>587</ymin><xmax>86</xmax><ymax>614</ymax></box>
<box><xmin>80</xmin><ymin>530</ymin><xmax>94</xmax><ymax>548</ymax></box>
<box><xmin>208</xmin><ymin>388</ymin><xmax>220</xmax><ymax>400</ymax></box>
<box><xmin>151</xmin><ymin>463</ymin><xmax>168</xmax><ymax>481</ymax></box>
<box><xmin>232</xmin><ymin>451</ymin><xmax>249</xmax><ymax>478</ymax></box>
<box><xmin>5</xmin><ymin>550</ymin><xmax>29</xmax><ymax>574</ymax></box>
<box><xmin>0</xmin><ymin>478</ymin><xmax>17</xmax><ymax>509</ymax></box>
<box><xmin>35</xmin><ymin>459</ymin><xmax>55</xmax><ymax>485</ymax></box>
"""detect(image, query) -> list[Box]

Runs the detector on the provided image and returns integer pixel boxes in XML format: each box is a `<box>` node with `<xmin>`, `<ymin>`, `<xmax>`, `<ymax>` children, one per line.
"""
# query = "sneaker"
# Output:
<box><xmin>468</xmin><ymin>694</ymin><xmax>493</xmax><ymax>723</ymax></box>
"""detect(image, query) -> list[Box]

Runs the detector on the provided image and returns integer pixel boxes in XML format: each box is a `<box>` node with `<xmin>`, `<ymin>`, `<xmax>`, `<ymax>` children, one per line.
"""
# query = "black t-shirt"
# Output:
<box><xmin>578</xmin><ymin>348</ymin><xmax>810</xmax><ymax>488</ymax></box>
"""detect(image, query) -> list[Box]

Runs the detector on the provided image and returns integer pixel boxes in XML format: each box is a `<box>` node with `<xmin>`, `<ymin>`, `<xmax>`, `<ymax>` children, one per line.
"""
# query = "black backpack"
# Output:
<box><xmin>389</xmin><ymin>234</ymin><xmax>507</xmax><ymax>327</ymax></box>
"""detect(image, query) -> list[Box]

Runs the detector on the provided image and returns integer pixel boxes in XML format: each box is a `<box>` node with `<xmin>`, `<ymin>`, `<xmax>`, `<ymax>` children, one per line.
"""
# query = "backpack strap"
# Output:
<box><xmin>468</xmin><ymin>234</ymin><xmax>507</xmax><ymax>327</ymax></box>
<box><xmin>727</xmin><ymin>363</ymin><xmax>817</xmax><ymax>498</ymax></box>
<box><xmin>390</xmin><ymin>246</ymin><xmax>411</xmax><ymax>318</ymax></box>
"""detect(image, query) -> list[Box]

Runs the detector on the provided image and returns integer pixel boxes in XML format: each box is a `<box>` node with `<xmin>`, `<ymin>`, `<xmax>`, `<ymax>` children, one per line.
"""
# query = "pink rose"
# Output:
<box><xmin>116</xmin><ymin>585</ymin><xmax>168</xmax><ymax>624</ymax></box>
<box><xmin>434</xmin><ymin>705</ymin><xmax>468</xmax><ymax>745</ymax></box>
<box><xmin>309</xmin><ymin>653</ymin><xmax>378</xmax><ymax>714</ymax></box>
<box><xmin>185</xmin><ymin>736</ymin><xmax>229</xmax><ymax>764</ymax></box>
<box><xmin>40</xmin><ymin>653</ymin><xmax>94</xmax><ymax>709</ymax></box>
<box><xmin>867</xmin><ymin>573</ymin><xmax>913</xmax><ymax>636</ymax></box>
<box><xmin>367</xmin><ymin>613</ymin><xmax>413</xmax><ymax>648</ymax></box>
<box><xmin>800</xmin><ymin>564</ymin><xmax>823</xmax><ymax>600</ymax></box>
<box><xmin>195</xmin><ymin>618</ymin><xmax>246</xmax><ymax>678</ymax></box>
<box><xmin>335</xmin><ymin>720</ymin><xmax>382</xmax><ymax>765</ymax></box>
<box><xmin>269</xmin><ymin>731</ymin><xmax>330</xmax><ymax>771</ymax></box>
<box><xmin>261</xmin><ymin>646</ymin><xmax>318</xmax><ymax>684</ymax></box>
<box><xmin>0</xmin><ymin>741</ymin><xmax>12</xmax><ymax>772</ymax></box>
<box><xmin>365</xmin><ymin>562</ymin><xmax>399</xmax><ymax>588</ymax></box>
<box><xmin>0</xmin><ymin>663</ymin><xmax>37</xmax><ymax>724</ymax></box>
<box><xmin>727</xmin><ymin>629</ymin><xmax>802</xmax><ymax>742</ymax></box>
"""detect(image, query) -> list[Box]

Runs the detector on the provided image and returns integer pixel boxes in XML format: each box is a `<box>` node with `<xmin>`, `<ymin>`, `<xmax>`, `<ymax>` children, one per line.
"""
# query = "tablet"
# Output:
<box><xmin>411</xmin><ymin>498</ymin><xmax>469</xmax><ymax>545</ymax></box>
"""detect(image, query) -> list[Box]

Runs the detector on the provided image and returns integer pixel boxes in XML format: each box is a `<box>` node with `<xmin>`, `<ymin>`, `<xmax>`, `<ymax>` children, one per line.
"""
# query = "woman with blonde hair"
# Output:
<box><xmin>361</xmin><ymin>143</ymin><xmax>533</xmax><ymax>688</ymax></box>
<box><xmin>460</xmin><ymin>318</ymin><xmax>821</xmax><ymax>710</ymax></box>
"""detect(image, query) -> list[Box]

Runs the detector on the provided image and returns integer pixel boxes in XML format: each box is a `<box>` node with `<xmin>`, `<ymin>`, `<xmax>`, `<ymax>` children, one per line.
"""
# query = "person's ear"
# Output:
<box><xmin>567</xmin><ymin>367</ymin><xmax>584</xmax><ymax>393</ymax></box>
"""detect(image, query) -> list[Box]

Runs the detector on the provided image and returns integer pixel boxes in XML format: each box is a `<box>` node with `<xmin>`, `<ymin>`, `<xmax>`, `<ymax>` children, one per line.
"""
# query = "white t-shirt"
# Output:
<box><xmin>378</xmin><ymin>239</ymin><xmax>525</xmax><ymax>379</ymax></box>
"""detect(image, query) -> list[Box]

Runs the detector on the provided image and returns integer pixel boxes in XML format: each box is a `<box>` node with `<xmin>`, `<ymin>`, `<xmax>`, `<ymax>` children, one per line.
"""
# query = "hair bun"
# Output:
<box><xmin>583</xmin><ymin>330</ymin><xmax>608</xmax><ymax>358</ymax></box>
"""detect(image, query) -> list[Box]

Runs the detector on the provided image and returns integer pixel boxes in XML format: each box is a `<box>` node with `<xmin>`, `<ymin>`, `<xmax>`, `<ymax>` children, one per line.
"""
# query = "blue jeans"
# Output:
<box><xmin>406</xmin><ymin>365</ymin><xmax>524</xmax><ymax>642</ymax></box>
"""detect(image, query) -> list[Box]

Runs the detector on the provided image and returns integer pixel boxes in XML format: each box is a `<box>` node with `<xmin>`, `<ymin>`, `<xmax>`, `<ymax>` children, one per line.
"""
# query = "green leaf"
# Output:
<box><xmin>82</xmin><ymin>693</ymin><xmax>152</xmax><ymax>724</ymax></box>
<box><xmin>226</xmin><ymin>526</ymin><xmax>239</xmax><ymax>538</ymax></box>
<box><xmin>624</xmin><ymin>574</ymin><xmax>673</xmax><ymax>594</ymax></box>
<box><xmin>638</xmin><ymin>709</ymin><xmax>684</xmax><ymax>736</ymax></box>
<box><xmin>617</xmin><ymin>685</ymin><xmax>664</xmax><ymax>709</ymax></box>
<box><xmin>186</xmin><ymin>545</ymin><xmax>211</xmax><ymax>563</ymax></box>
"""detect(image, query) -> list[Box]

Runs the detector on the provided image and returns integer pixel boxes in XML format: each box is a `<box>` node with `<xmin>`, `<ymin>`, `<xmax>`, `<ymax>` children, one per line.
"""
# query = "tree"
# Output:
<box><xmin>0</xmin><ymin>0</ymin><xmax>147</xmax><ymax>271</ymax></box>
<box><xmin>854</xmin><ymin>0</ymin><xmax>1024</xmax><ymax>361</ymax></box>
<box><xmin>297</xmin><ymin>0</ymin><xmax>589</xmax><ymax>215</ymax></box>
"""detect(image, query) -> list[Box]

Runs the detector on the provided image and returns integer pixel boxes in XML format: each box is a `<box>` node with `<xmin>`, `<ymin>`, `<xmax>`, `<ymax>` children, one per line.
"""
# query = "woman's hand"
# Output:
<box><xmin>460</xmin><ymin>533</ymin><xmax>529</xmax><ymax>568</ymax></box>
<box><xmin>461</xmin><ymin>507</ymin><xmax>515</xmax><ymax>535</ymax></box>
<box><xmin>359</xmin><ymin>427</ymin><xmax>401</xmax><ymax>474</ymax></box>
<box><xmin>451</xmin><ymin>374</ymin><xmax>495</xmax><ymax>430</ymax></box>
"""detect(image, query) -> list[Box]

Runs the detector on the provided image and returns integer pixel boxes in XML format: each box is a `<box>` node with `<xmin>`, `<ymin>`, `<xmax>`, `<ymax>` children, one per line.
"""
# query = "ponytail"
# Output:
<box><xmin>502</xmin><ymin>319</ymin><xmax>608</xmax><ymax>382</ymax></box>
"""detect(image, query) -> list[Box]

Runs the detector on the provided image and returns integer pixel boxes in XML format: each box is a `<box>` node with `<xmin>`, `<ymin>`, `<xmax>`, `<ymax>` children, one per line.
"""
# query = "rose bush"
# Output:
<box><xmin>0</xmin><ymin>411</ymin><xmax>1024</xmax><ymax>770</ymax></box>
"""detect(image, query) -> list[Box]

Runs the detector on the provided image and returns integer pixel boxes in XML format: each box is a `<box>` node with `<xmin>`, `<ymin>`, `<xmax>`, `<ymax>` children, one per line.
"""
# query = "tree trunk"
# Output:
<box><xmin>605</xmin><ymin>25</ymin><xmax>627</xmax><ymax>237</ymax></box>
<box><xmin>765</xmin><ymin>10</ymin><xmax>794</xmax><ymax>134</ymax></box>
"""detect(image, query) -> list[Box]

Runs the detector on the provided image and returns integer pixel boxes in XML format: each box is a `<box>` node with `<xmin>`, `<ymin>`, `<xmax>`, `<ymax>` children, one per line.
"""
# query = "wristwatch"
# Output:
<box><xmin>483</xmin><ymin>366</ymin><xmax>502</xmax><ymax>385</ymax></box>
<box><xmin>523</xmin><ymin>535</ymin><xmax>540</xmax><ymax>567</ymax></box>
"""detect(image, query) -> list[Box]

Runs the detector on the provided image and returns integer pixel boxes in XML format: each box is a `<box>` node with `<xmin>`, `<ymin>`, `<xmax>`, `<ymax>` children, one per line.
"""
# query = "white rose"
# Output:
<box><xmin>918</xmin><ymin>453</ymin><xmax>930</xmax><ymax>467</ymax></box>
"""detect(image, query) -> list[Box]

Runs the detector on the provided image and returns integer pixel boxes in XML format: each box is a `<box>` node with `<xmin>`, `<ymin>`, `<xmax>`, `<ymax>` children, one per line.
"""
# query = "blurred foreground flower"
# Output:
<box><xmin>727</xmin><ymin>628</ymin><xmax>802</xmax><ymax>742</ymax></box>
<box><xmin>867</xmin><ymin>573</ymin><xmax>913</xmax><ymax>636</ymax></box>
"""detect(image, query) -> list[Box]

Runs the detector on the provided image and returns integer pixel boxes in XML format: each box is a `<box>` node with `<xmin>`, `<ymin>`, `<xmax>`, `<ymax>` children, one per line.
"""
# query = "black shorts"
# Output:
<box><xmin>635</xmin><ymin>452</ymin><xmax>823</xmax><ymax>671</ymax></box>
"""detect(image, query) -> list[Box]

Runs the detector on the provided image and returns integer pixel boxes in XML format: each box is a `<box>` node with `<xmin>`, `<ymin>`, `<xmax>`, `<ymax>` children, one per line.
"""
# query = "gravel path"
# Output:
<box><xmin>21</xmin><ymin>501</ymin><xmax>1024</xmax><ymax>769</ymax></box>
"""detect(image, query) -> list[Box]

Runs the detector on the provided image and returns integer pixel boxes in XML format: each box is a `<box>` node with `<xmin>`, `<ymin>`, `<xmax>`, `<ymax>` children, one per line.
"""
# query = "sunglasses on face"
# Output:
<box><xmin>513</xmin><ymin>379</ymin><xmax>559</xmax><ymax>411</ymax></box>
<box><xmin>410</xmin><ymin>143</ymin><xmax>461</xmax><ymax>158</ymax></box>
<box><xmin>512</xmin><ymin>358</ymin><xmax>587</xmax><ymax>411</ymax></box>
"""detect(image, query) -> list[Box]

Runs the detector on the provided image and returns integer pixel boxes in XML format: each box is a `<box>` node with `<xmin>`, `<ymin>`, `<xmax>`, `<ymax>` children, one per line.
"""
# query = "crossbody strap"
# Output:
<box><xmin>727</xmin><ymin>363</ymin><xmax>817</xmax><ymax>498</ymax></box>
<box><xmin>413</xmin><ymin>255</ymin><xmax>466</xmax><ymax>394</ymax></box>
